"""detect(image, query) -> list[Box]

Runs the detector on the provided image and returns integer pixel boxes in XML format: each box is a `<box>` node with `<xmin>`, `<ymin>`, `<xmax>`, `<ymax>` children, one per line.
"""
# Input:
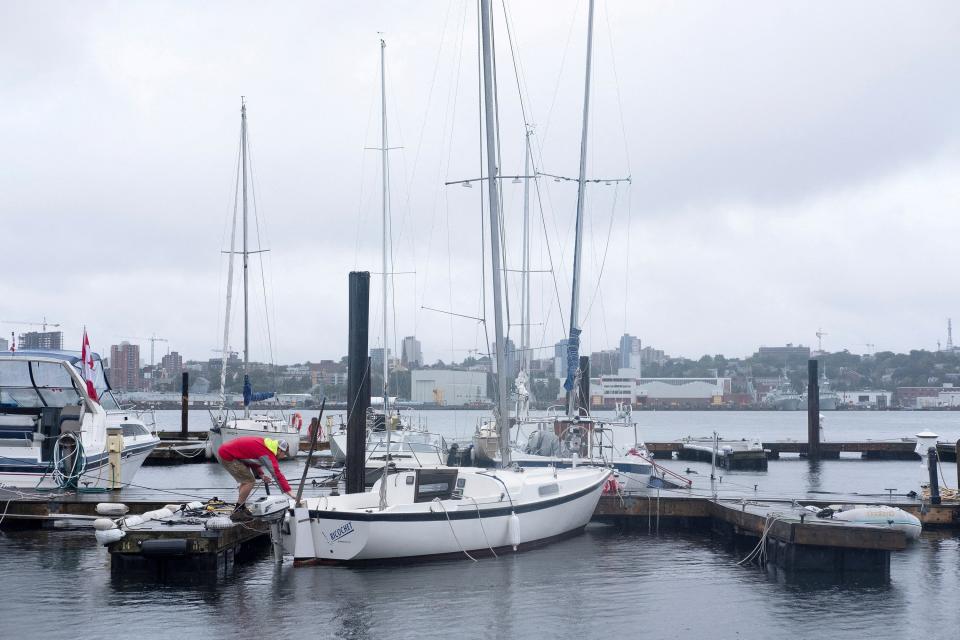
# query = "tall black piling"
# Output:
<box><xmin>346</xmin><ymin>271</ymin><xmax>370</xmax><ymax>495</ymax></box>
<box><xmin>180</xmin><ymin>371</ymin><xmax>189</xmax><ymax>438</ymax></box>
<box><xmin>807</xmin><ymin>359</ymin><xmax>820</xmax><ymax>460</ymax></box>
<box><xmin>578</xmin><ymin>355</ymin><xmax>591</xmax><ymax>416</ymax></box>
<box><xmin>928</xmin><ymin>447</ymin><xmax>941</xmax><ymax>505</ymax></box>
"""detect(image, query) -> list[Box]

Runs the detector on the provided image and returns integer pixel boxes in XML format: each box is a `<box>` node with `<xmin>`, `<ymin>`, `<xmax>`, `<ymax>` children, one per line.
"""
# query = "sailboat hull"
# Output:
<box><xmin>283</xmin><ymin>467</ymin><xmax>609</xmax><ymax>563</ymax></box>
<box><xmin>210</xmin><ymin>418</ymin><xmax>300</xmax><ymax>460</ymax></box>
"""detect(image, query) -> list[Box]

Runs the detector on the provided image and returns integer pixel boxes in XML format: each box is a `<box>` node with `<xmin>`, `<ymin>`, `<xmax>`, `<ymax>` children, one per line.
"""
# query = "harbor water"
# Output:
<box><xmin>2</xmin><ymin>411</ymin><xmax>959</xmax><ymax>639</ymax></box>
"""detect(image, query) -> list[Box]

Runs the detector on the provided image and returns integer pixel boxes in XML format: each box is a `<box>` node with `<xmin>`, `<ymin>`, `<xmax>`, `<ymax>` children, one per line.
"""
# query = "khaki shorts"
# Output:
<box><xmin>222</xmin><ymin>459</ymin><xmax>256</xmax><ymax>484</ymax></box>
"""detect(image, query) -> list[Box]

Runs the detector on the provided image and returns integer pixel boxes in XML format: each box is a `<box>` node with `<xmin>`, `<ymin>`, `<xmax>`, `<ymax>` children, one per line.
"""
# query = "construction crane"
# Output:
<box><xmin>120</xmin><ymin>335</ymin><xmax>169</xmax><ymax>367</ymax></box>
<box><xmin>815</xmin><ymin>328</ymin><xmax>828</xmax><ymax>353</ymax></box>
<box><xmin>1</xmin><ymin>317</ymin><xmax>61</xmax><ymax>332</ymax></box>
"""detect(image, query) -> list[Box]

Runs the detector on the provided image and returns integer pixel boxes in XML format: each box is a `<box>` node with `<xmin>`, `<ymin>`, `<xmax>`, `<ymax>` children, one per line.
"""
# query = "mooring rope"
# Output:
<box><xmin>433</xmin><ymin>498</ymin><xmax>477</xmax><ymax>562</ymax></box>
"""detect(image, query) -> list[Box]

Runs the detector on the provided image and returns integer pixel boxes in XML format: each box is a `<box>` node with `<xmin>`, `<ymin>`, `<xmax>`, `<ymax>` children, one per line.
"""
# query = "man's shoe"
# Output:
<box><xmin>230</xmin><ymin>504</ymin><xmax>253</xmax><ymax>521</ymax></box>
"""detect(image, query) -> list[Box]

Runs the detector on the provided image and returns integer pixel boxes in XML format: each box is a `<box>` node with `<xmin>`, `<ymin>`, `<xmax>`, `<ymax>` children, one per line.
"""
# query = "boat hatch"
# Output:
<box><xmin>414</xmin><ymin>468</ymin><xmax>459</xmax><ymax>503</ymax></box>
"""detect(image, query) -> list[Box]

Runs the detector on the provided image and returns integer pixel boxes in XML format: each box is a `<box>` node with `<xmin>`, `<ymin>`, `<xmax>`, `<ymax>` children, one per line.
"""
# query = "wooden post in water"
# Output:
<box><xmin>578</xmin><ymin>355</ymin><xmax>591</xmax><ymax>416</ymax></box>
<box><xmin>807</xmin><ymin>359</ymin><xmax>820</xmax><ymax>460</ymax></box>
<box><xmin>346</xmin><ymin>271</ymin><xmax>370</xmax><ymax>495</ymax></box>
<box><xmin>180</xmin><ymin>371</ymin><xmax>189</xmax><ymax>438</ymax></box>
<box><xmin>928</xmin><ymin>447</ymin><xmax>941</xmax><ymax>505</ymax></box>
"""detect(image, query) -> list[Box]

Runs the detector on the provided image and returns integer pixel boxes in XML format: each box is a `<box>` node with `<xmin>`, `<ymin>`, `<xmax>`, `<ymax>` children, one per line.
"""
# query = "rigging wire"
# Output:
<box><xmin>244</xmin><ymin>120</ymin><xmax>278</xmax><ymax>374</ymax></box>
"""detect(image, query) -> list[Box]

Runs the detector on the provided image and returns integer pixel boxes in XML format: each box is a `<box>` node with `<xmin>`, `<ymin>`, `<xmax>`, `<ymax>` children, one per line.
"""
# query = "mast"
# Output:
<box><xmin>240</xmin><ymin>99</ymin><xmax>252</xmax><ymax>418</ymax></box>
<box><xmin>480</xmin><ymin>0</ymin><xmax>511</xmax><ymax>467</ymax></box>
<box><xmin>566</xmin><ymin>0</ymin><xmax>595</xmax><ymax>418</ymax></box>
<box><xmin>520</xmin><ymin>128</ymin><xmax>531</xmax><ymax>373</ymax></box>
<box><xmin>379</xmin><ymin>38</ymin><xmax>392</xmax><ymax>509</ymax></box>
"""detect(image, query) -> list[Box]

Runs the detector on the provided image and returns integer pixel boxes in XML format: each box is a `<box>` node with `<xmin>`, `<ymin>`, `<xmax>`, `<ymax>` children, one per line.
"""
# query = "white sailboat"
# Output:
<box><xmin>471</xmin><ymin>0</ymin><xmax>685</xmax><ymax>493</ymax></box>
<box><xmin>281</xmin><ymin>17</ymin><xmax>609</xmax><ymax>563</ymax></box>
<box><xmin>209</xmin><ymin>100</ymin><xmax>299</xmax><ymax>456</ymax></box>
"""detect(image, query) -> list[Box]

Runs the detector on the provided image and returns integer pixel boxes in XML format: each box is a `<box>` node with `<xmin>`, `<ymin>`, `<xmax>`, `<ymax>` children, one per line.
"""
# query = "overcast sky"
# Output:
<box><xmin>2</xmin><ymin>1</ymin><xmax>959</xmax><ymax>365</ymax></box>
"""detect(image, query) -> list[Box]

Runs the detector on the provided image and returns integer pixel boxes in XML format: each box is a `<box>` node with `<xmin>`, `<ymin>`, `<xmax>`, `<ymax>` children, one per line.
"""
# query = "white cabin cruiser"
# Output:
<box><xmin>283</xmin><ymin>464</ymin><xmax>609</xmax><ymax>563</ymax></box>
<box><xmin>0</xmin><ymin>350</ymin><xmax>159</xmax><ymax>489</ymax></box>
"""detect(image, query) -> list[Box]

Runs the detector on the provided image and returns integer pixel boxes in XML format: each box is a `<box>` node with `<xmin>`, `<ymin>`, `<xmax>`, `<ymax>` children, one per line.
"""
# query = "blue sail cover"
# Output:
<box><xmin>563</xmin><ymin>328</ymin><xmax>582</xmax><ymax>392</ymax></box>
<box><xmin>243</xmin><ymin>374</ymin><xmax>275</xmax><ymax>406</ymax></box>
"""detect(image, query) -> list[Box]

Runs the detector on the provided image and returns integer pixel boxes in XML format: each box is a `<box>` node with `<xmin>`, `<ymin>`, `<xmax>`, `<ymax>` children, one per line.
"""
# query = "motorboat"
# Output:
<box><xmin>329</xmin><ymin>408</ymin><xmax>446</xmax><ymax>467</ymax></box>
<box><xmin>0</xmin><ymin>350</ymin><xmax>159</xmax><ymax>489</ymax></box>
<box><xmin>283</xmin><ymin>464</ymin><xmax>609</xmax><ymax>563</ymax></box>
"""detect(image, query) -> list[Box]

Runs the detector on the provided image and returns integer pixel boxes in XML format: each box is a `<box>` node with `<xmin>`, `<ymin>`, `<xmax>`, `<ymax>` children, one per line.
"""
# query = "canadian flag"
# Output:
<box><xmin>81</xmin><ymin>328</ymin><xmax>99</xmax><ymax>403</ymax></box>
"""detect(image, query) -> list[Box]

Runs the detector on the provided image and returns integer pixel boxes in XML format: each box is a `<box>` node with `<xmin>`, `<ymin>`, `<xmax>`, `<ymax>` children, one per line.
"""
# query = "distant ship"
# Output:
<box><xmin>763</xmin><ymin>377</ymin><xmax>803</xmax><ymax>410</ymax></box>
<box><xmin>802</xmin><ymin>373</ymin><xmax>839</xmax><ymax>410</ymax></box>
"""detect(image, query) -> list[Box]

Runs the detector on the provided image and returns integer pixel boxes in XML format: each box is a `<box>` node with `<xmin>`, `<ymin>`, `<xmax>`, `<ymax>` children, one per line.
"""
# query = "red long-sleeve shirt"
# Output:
<box><xmin>218</xmin><ymin>436</ymin><xmax>292</xmax><ymax>493</ymax></box>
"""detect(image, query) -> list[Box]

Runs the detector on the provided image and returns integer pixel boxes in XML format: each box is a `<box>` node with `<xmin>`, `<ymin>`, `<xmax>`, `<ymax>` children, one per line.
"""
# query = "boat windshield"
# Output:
<box><xmin>0</xmin><ymin>360</ymin><xmax>83</xmax><ymax>408</ymax></box>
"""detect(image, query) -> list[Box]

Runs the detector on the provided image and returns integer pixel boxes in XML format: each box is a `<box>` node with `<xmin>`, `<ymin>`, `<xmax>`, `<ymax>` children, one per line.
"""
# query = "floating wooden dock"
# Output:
<box><xmin>673</xmin><ymin>440</ymin><xmax>768</xmax><ymax>471</ymax></box>
<box><xmin>647</xmin><ymin>440</ymin><xmax>958</xmax><ymax>461</ymax></box>
<box><xmin>2</xmin><ymin>486</ymin><xmax>953</xmax><ymax>577</ymax></box>
<box><xmin>108</xmin><ymin>514</ymin><xmax>271</xmax><ymax>580</ymax></box>
<box><xmin>594</xmin><ymin>495</ymin><xmax>916</xmax><ymax>572</ymax></box>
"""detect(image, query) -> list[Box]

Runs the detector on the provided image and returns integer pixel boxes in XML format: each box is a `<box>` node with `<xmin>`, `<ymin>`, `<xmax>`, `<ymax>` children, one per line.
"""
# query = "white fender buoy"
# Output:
<box><xmin>95</xmin><ymin>529</ymin><xmax>125</xmax><ymax>545</ymax></box>
<box><xmin>93</xmin><ymin>518</ymin><xmax>117</xmax><ymax>531</ymax></box>
<box><xmin>508</xmin><ymin>512</ymin><xmax>520</xmax><ymax>550</ymax></box>
<box><xmin>96</xmin><ymin>503</ymin><xmax>129</xmax><ymax>516</ymax></box>
<box><xmin>121</xmin><ymin>515</ymin><xmax>144</xmax><ymax>529</ymax></box>
<box><xmin>205</xmin><ymin>516</ymin><xmax>235</xmax><ymax>530</ymax></box>
<box><xmin>186</xmin><ymin>501</ymin><xmax>203</xmax><ymax>510</ymax></box>
<box><xmin>140</xmin><ymin>508</ymin><xmax>174</xmax><ymax>521</ymax></box>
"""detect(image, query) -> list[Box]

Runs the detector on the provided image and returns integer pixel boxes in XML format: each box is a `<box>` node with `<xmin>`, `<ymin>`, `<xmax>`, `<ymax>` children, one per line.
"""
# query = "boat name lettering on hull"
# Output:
<box><xmin>329</xmin><ymin>522</ymin><xmax>354</xmax><ymax>542</ymax></box>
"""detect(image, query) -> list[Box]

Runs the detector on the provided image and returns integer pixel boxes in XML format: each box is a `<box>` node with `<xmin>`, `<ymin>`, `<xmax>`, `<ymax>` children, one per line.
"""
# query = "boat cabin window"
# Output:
<box><xmin>31</xmin><ymin>361</ymin><xmax>82</xmax><ymax>407</ymax></box>
<box><xmin>538</xmin><ymin>483</ymin><xmax>560</xmax><ymax>497</ymax></box>
<box><xmin>0</xmin><ymin>360</ymin><xmax>82</xmax><ymax>409</ymax></box>
<box><xmin>121</xmin><ymin>423</ymin><xmax>150</xmax><ymax>438</ymax></box>
<box><xmin>414</xmin><ymin>468</ymin><xmax>459</xmax><ymax>503</ymax></box>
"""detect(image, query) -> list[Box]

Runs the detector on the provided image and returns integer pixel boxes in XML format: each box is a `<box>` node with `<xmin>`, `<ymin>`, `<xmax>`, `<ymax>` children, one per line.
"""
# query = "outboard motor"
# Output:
<box><xmin>446</xmin><ymin>443</ymin><xmax>460</xmax><ymax>467</ymax></box>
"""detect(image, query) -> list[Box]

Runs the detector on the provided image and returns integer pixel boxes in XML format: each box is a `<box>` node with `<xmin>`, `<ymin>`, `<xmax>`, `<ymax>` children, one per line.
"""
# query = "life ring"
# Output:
<box><xmin>292</xmin><ymin>412</ymin><xmax>303</xmax><ymax>431</ymax></box>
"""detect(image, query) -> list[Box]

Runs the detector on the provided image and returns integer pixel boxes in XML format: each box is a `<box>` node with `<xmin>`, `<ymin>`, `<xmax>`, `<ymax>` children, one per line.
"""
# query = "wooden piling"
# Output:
<box><xmin>928</xmin><ymin>446</ymin><xmax>941</xmax><ymax>505</ymax></box>
<box><xmin>346</xmin><ymin>271</ymin><xmax>370</xmax><ymax>495</ymax></box>
<box><xmin>180</xmin><ymin>371</ymin><xmax>189</xmax><ymax>438</ymax></box>
<box><xmin>807</xmin><ymin>359</ymin><xmax>820</xmax><ymax>460</ymax></box>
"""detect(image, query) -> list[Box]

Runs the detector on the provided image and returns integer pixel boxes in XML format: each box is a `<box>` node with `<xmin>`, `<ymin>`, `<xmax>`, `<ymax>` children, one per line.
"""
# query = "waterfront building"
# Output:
<box><xmin>754</xmin><ymin>344</ymin><xmax>811</xmax><ymax>365</ymax></box>
<box><xmin>839</xmin><ymin>390</ymin><xmax>892</xmax><ymax>409</ymax></box>
<box><xmin>591</xmin><ymin>372</ymin><xmax>731</xmax><ymax>409</ymax></box>
<box><xmin>893</xmin><ymin>385</ymin><xmax>959</xmax><ymax>409</ymax></box>
<box><xmin>411</xmin><ymin>369</ymin><xmax>488</xmax><ymax>405</ymax></box>
<box><xmin>0</xmin><ymin>337</ymin><xmax>7</xmax><ymax>351</ymax></box>
<box><xmin>619</xmin><ymin>334</ymin><xmax>641</xmax><ymax>370</ymax></box>
<box><xmin>490</xmin><ymin>338</ymin><xmax>517</xmax><ymax>377</ymax></box>
<box><xmin>401</xmin><ymin>336</ymin><xmax>422</xmax><ymax>368</ymax></box>
<box><xmin>109</xmin><ymin>341</ymin><xmax>141</xmax><ymax>391</ymax></box>
<box><xmin>160</xmin><ymin>351</ymin><xmax>183</xmax><ymax>377</ymax></box>
<box><xmin>18</xmin><ymin>330</ymin><xmax>63</xmax><ymax>351</ymax></box>
<box><xmin>640</xmin><ymin>345</ymin><xmax>667</xmax><ymax>366</ymax></box>
<box><xmin>370</xmin><ymin>347</ymin><xmax>392</xmax><ymax>371</ymax></box>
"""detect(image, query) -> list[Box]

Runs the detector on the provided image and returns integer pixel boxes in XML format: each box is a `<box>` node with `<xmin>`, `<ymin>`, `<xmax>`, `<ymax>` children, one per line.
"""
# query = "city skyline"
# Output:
<box><xmin>3</xmin><ymin>2</ymin><xmax>958</xmax><ymax>365</ymax></box>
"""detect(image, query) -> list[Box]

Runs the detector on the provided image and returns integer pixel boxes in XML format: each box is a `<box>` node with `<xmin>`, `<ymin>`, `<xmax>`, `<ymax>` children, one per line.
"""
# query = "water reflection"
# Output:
<box><xmin>804</xmin><ymin>459</ymin><xmax>823</xmax><ymax>495</ymax></box>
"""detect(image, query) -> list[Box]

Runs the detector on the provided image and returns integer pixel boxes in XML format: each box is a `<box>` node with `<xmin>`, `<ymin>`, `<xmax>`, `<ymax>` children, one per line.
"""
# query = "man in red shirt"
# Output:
<box><xmin>217</xmin><ymin>436</ymin><xmax>296</xmax><ymax>511</ymax></box>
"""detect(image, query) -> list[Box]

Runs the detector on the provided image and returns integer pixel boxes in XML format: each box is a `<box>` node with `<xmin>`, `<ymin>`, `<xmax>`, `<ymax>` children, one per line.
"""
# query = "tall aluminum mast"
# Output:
<box><xmin>241</xmin><ymin>98</ymin><xmax>250</xmax><ymax>419</ymax></box>
<box><xmin>480</xmin><ymin>0</ymin><xmax>511</xmax><ymax>467</ymax></box>
<box><xmin>520</xmin><ymin>128</ymin><xmax>532</xmax><ymax>373</ymax></box>
<box><xmin>379</xmin><ymin>38</ymin><xmax>392</xmax><ymax>509</ymax></box>
<box><xmin>566</xmin><ymin>0</ymin><xmax>595</xmax><ymax>418</ymax></box>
